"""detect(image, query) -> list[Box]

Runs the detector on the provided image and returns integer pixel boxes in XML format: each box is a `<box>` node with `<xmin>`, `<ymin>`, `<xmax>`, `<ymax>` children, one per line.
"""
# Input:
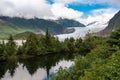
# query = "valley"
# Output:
<box><xmin>0</xmin><ymin>1</ymin><xmax>120</xmax><ymax>80</ymax></box>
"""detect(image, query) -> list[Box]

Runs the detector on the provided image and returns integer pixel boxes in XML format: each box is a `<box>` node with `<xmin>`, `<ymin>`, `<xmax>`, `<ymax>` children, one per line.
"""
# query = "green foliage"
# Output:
<box><xmin>63</xmin><ymin>37</ymin><xmax>76</xmax><ymax>53</ymax></box>
<box><xmin>51</xmin><ymin>28</ymin><xmax>120</xmax><ymax>80</ymax></box>
<box><xmin>86</xmin><ymin>45</ymin><xmax>115</xmax><ymax>63</ymax></box>
<box><xmin>0</xmin><ymin>21</ymin><xmax>35</xmax><ymax>39</ymax></box>
<box><xmin>17</xmin><ymin>29</ymin><xmax>62</xmax><ymax>56</ymax></box>
<box><xmin>75</xmin><ymin>34</ymin><xmax>107</xmax><ymax>56</ymax></box>
<box><xmin>0</xmin><ymin>35</ymin><xmax>17</xmax><ymax>60</ymax></box>
<box><xmin>14</xmin><ymin>31</ymin><xmax>35</xmax><ymax>39</ymax></box>
<box><xmin>5</xmin><ymin>35</ymin><xmax>17</xmax><ymax>56</ymax></box>
<box><xmin>22</xmin><ymin>34</ymin><xmax>40</xmax><ymax>55</ymax></box>
<box><xmin>1</xmin><ymin>29</ymin><xmax>105</xmax><ymax>60</ymax></box>
<box><xmin>0</xmin><ymin>12</ymin><xmax>120</xmax><ymax>80</ymax></box>
<box><xmin>79</xmin><ymin>50</ymin><xmax>120</xmax><ymax>80</ymax></box>
<box><xmin>0</xmin><ymin>41</ymin><xmax>6</xmax><ymax>60</ymax></box>
<box><xmin>107</xmin><ymin>27</ymin><xmax>120</xmax><ymax>48</ymax></box>
<box><xmin>0</xmin><ymin>26</ymin><xmax>120</xmax><ymax>80</ymax></box>
<box><xmin>52</xmin><ymin>44</ymin><xmax>118</xmax><ymax>80</ymax></box>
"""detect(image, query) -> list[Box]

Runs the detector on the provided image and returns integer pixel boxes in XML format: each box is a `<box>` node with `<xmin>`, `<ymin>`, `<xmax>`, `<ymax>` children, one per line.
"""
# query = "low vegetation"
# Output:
<box><xmin>0</xmin><ymin>28</ymin><xmax>105</xmax><ymax>60</ymax></box>
<box><xmin>0</xmin><ymin>26</ymin><xmax>120</xmax><ymax>80</ymax></box>
<box><xmin>51</xmin><ymin>27</ymin><xmax>120</xmax><ymax>80</ymax></box>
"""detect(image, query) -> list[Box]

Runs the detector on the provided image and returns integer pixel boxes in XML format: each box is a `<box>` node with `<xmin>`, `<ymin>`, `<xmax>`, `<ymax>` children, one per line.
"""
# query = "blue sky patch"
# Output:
<box><xmin>46</xmin><ymin>0</ymin><xmax>54</xmax><ymax>4</ymax></box>
<box><xmin>68</xmin><ymin>3</ymin><xmax>110</xmax><ymax>15</ymax></box>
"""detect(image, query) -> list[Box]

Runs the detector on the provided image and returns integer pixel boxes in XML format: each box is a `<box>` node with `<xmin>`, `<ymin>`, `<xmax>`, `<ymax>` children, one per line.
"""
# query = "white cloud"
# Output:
<box><xmin>0</xmin><ymin>0</ymin><xmax>119</xmax><ymax>26</ymax></box>
<box><xmin>0</xmin><ymin>0</ymin><xmax>53</xmax><ymax>18</ymax></box>
<box><xmin>0</xmin><ymin>0</ymin><xmax>83</xmax><ymax>19</ymax></box>
<box><xmin>53</xmin><ymin>0</ymin><xmax>96</xmax><ymax>5</ymax></box>
<box><xmin>54</xmin><ymin>0</ymin><xmax>120</xmax><ymax>7</ymax></box>
<box><xmin>51</xmin><ymin>0</ymin><xmax>119</xmax><ymax>24</ymax></box>
<box><xmin>51</xmin><ymin>3</ymin><xmax>83</xmax><ymax>19</ymax></box>
<box><xmin>76</xmin><ymin>8</ymin><xmax>118</xmax><ymax>25</ymax></box>
<box><xmin>87</xmin><ymin>8</ymin><xmax>118</xmax><ymax>23</ymax></box>
<box><xmin>53</xmin><ymin>0</ymin><xmax>74</xmax><ymax>4</ymax></box>
<box><xmin>0</xmin><ymin>0</ymin><xmax>84</xmax><ymax>19</ymax></box>
<box><xmin>99</xmin><ymin>0</ymin><xmax>120</xmax><ymax>7</ymax></box>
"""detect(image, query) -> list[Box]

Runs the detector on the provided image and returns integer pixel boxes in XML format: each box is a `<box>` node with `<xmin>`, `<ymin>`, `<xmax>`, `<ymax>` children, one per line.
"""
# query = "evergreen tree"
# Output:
<box><xmin>0</xmin><ymin>43</ymin><xmax>4</xmax><ymax>58</ymax></box>
<box><xmin>107</xmin><ymin>27</ymin><xmax>120</xmax><ymax>48</ymax></box>
<box><xmin>6</xmin><ymin>35</ymin><xmax>17</xmax><ymax>57</ymax></box>
<box><xmin>45</xmin><ymin>28</ymin><xmax>51</xmax><ymax>46</ymax></box>
<box><xmin>23</xmin><ymin>33</ymin><xmax>39</xmax><ymax>55</ymax></box>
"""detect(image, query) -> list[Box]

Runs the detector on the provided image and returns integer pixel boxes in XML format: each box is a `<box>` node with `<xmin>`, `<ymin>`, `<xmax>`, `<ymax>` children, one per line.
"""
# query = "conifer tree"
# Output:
<box><xmin>107</xmin><ymin>27</ymin><xmax>120</xmax><ymax>48</ymax></box>
<box><xmin>6</xmin><ymin>35</ymin><xmax>17</xmax><ymax>56</ymax></box>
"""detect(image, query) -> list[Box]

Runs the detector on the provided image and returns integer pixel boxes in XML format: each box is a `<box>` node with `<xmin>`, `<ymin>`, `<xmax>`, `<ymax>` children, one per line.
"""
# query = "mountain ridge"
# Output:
<box><xmin>0</xmin><ymin>16</ymin><xmax>85</xmax><ymax>39</ymax></box>
<box><xmin>96</xmin><ymin>10</ymin><xmax>120</xmax><ymax>36</ymax></box>
<box><xmin>56</xmin><ymin>18</ymin><xmax>86</xmax><ymax>27</ymax></box>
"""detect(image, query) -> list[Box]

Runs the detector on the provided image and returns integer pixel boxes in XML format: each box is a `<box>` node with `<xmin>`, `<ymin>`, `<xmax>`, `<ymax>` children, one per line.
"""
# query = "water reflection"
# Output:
<box><xmin>0</xmin><ymin>53</ymin><xmax>74</xmax><ymax>80</ymax></box>
<box><xmin>2</xmin><ymin>64</ymin><xmax>47</xmax><ymax>80</ymax></box>
<box><xmin>0</xmin><ymin>59</ymin><xmax>18</xmax><ymax>79</ymax></box>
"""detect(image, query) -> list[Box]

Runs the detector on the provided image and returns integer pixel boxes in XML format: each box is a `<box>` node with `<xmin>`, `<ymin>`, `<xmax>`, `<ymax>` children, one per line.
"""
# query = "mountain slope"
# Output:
<box><xmin>0</xmin><ymin>16</ymin><xmax>86</xmax><ymax>39</ymax></box>
<box><xmin>14</xmin><ymin>31</ymin><xmax>36</xmax><ymax>39</ymax></box>
<box><xmin>56</xmin><ymin>18</ymin><xmax>86</xmax><ymax>27</ymax></box>
<box><xmin>0</xmin><ymin>16</ymin><xmax>65</xmax><ymax>35</ymax></box>
<box><xmin>97</xmin><ymin>11</ymin><xmax>120</xmax><ymax>36</ymax></box>
<box><xmin>0</xmin><ymin>20</ymin><xmax>35</xmax><ymax>39</ymax></box>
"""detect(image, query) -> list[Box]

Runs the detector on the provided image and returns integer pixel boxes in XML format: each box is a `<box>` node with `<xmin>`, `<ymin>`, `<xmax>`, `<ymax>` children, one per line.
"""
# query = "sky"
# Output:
<box><xmin>0</xmin><ymin>0</ymin><xmax>119</xmax><ymax>24</ymax></box>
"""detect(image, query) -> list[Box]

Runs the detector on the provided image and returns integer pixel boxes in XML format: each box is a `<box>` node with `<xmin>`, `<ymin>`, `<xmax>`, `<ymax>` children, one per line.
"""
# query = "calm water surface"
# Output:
<box><xmin>0</xmin><ymin>53</ymin><xmax>74</xmax><ymax>80</ymax></box>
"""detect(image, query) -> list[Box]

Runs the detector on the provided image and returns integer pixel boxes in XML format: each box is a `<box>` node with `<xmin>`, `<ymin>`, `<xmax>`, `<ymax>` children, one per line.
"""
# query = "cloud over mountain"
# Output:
<box><xmin>0</xmin><ymin>0</ymin><xmax>53</xmax><ymax>18</ymax></box>
<box><xmin>51</xmin><ymin>3</ymin><xmax>83</xmax><ymax>19</ymax></box>
<box><xmin>0</xmin><ymin>0</ymin><xmax>119</xmax><ymax>24</ymax></box>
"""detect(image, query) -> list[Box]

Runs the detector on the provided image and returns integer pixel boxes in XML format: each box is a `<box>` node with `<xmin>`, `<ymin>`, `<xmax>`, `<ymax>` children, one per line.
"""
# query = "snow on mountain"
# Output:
<box><xmin>86</xmin><ymin>21</ymin><xmax>108</xmax><ymax>33</ymax></box>
<box><xmin>56</xmin><ymin>21</ymin><xmax>108</xmax><ymax>41</ymax></box>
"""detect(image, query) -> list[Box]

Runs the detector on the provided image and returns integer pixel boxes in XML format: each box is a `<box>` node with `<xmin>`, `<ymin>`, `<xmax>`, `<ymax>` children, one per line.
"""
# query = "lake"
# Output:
<box><xmin>0</xmin><ymin>53</ymin><xmax>74</xmax><ymax>80</ymax></box>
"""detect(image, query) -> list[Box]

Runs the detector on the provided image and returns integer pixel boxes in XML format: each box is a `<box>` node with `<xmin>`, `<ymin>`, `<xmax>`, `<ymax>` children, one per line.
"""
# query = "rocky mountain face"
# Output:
<box><xmin>96</xmin><ymin>11</ymin><xmax>120</xmax><ymax>36</ymax></box>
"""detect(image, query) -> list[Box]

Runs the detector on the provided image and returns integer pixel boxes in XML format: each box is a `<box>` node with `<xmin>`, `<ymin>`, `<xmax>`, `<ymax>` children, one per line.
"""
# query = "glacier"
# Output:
<box><xmin>56</xmin><ymin>21</ymin><xmax>108</xmax><ymax>41</ymax></box>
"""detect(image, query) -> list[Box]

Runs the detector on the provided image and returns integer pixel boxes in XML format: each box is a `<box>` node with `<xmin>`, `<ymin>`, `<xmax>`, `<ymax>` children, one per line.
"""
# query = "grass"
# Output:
<box><xmin>0</xmin><ymin>24</ymin><xmax>35</xmax><ymax>39</ymax></box>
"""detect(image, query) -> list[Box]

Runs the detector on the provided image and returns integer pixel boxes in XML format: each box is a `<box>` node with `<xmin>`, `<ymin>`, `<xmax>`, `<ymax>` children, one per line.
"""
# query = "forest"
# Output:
<box><xmin>51</xmin><ymin>27</ymin><xmax>120</xmax><ymax>80</ymax></box>
<box><xmin>0</xmin><ymin>27</ymin><xmax>120</xmax><ymax>80</ymax></box>
<box><xmin>0</xmin><ymin>28</ymin><xmax>104</xmax><ymax>60</ymax></box>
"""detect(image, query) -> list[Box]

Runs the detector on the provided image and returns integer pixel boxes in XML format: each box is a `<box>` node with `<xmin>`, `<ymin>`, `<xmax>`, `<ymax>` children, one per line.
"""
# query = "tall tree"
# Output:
<box><xmin>107</xmin><ymin>27</ymin><xmax>120</xmax><ymax>48</ymax></box>
<box><xmin>6</xmin><ymin>35</ymin><xmax>17</xmax><ymax>56</ymax></box>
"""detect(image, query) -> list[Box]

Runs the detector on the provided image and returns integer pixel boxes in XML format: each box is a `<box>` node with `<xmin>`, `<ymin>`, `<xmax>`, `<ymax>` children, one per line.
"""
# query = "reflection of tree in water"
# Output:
<box><xmin>0</xmin><ymin>53</ymin><xmax>74</xmax><ymax>79</ymax></box>
<box><xmin>0</xmin><ymin>59</ymin><xmax>18</xmax><ymax>78</ymax></box>
<box><xmin>19</xmin><ymin>53</ymin><xmax>74</xmax><ymax>79</ymax></box>
<box><xmin>7</xmin><ymin>59</ymin><xmax>18</xmax><ymax>76</ymax></box>
<box><xmin>0</xmin><ymin>61</ymin><xmax>7</xmax><ymax>78</ymax></box>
